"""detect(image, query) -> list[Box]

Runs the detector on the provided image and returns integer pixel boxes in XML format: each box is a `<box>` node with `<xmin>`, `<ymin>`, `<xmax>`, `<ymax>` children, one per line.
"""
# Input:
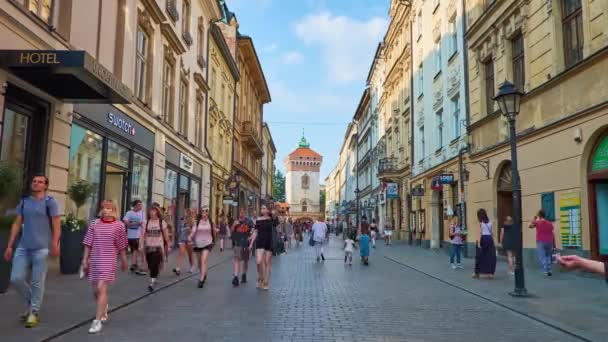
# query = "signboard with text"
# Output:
<box><xmin>386</xmin><ymin>183</ymin><xmax>399</xmax><ymax>199</ymax></box>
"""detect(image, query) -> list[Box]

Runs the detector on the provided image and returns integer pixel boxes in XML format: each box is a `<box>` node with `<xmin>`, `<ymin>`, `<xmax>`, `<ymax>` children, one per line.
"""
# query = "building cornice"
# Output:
<box><xmin>141</xmin><ymin>0</ymin><xmax>167</xmax><ymax>24</ymax></box>
<box><xmin>238</xmin><ymin>36</ymin><xmax>271</xmax><ymax>103</ymax></box>
<box><xmin>161</xmin><ymin>23</ymin><xmax>187</xmax><ymax>54</ymax></box>
<box><xmin>211</xmin><ymin>24</ymin><xmax>240</xmax><ymax>81</ymax></box>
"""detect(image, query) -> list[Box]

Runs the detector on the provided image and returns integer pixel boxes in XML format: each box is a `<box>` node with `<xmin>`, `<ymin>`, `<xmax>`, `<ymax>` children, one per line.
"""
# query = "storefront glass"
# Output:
<box><xmin>0</xmin><ymin>108</ymin><xmax>28</xmax><ymax>169</ymax></box>
<box><xmin>107</xmin><ymin>140</ymin><xmax>129</xmax><ymax>167</ymax></box>
<box><xmin>67</xmin><ymin>124</ymin><xmax>103</xmax><ymax>221</ymax></box>
<box><xmin>164</xmin><ymin>168</ymin><xmax>178</xmax><ymax>225</ymax></box>
<box><xmin>131</xmin><ymin>152</ymin><xmax>150</xmax><ymax>207</ymax></box>
<box><xmin>177</xmin><ymin>174</ymin><xmax>190</xmax><ymax>222</ymax></box>
<box><xmin>190</xmin><ymin>179</ymin><xmax>200</xmax><ymax>210</ymax></box>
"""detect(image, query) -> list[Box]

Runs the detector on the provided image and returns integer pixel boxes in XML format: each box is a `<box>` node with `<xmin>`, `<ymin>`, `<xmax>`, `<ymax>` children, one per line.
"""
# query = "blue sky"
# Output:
<box><xmin>227</xmin><ymin>0</ymin><xmax>389</xmax><ymax>181</ymax></box>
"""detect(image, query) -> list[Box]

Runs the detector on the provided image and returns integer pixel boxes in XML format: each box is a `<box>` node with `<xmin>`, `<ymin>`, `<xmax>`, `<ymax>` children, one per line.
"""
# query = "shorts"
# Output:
<box><xmin>255</xmin><ymin>236</ymin><xmax>272</xmax><ymax>251</ymax></box>
<box><xmin>193</xmin><ymin>244</ymin><xmax>213</xmax><ymax>252</ymax></box>
<box><xmin>178</xmin><ymin>229</ymin><xmax>191</xmax><ymax>244</ymax></box>
<box><xmin>128</xmin><ymin>239</ymin><xmax>140</xmax><ymax>251</ymax></box>
<box><xmin>233</xmin><ymin>246</ymin><xmax>250</xmax><ymax>260</ymax></box>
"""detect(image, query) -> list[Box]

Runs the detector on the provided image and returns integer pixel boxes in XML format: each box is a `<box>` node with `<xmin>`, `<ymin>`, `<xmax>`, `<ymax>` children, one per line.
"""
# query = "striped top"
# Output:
<box><xmin>82</xmin><ymin>218</ymin><xmax>128</xmax><ymax>283</ymax></box>
<box><xmin>192</xmin><ymin>219</ymin><xmax>213</xmax><ymax>248</ymax></box>
<box><xmin>143</xmin><ymin>219</ymin><xmax>167</xmax><ymax>248</ymax></box>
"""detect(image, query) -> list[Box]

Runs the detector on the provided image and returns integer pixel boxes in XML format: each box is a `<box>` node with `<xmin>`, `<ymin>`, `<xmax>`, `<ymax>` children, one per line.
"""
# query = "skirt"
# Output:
<box><xmin>476</xmin><ymin>235</ymin><xmax>497</xmax><ymax>275</ymax></box>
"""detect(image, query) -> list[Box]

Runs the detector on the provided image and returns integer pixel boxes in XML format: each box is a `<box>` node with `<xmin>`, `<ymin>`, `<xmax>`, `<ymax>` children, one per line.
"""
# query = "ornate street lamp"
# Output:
<box><xmin>494</xmin><ymin>80</ymin><xmax>528</xmax><ymax>297</ymax></box>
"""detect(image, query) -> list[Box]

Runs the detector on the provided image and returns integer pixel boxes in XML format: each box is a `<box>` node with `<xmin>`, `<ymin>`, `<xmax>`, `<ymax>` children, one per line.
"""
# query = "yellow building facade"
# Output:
<box><xmin>261</xmin><ymin>123</ymin><xmax>276</xmax><ymax>203</ymax></box>
<box><xmin>234</xmin><ymin>35</ymin><xmax>270</xmax><ymax>212</ymax></box>
<box><xmin>465</xmin><ymin>0</ymin><xmax>608</xmax><ymax>260</ymax></box>
<box><xmin>208</xmin><ymin>17</ymin><xmax>239</xmax><ymax>222</ymax></box>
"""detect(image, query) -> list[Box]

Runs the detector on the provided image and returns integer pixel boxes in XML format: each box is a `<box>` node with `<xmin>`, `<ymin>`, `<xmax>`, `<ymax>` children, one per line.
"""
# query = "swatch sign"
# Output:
<box><xmin>107</xmin><ymin>112</ymin><xmax>136</xmax><ymax>136</ymax></box>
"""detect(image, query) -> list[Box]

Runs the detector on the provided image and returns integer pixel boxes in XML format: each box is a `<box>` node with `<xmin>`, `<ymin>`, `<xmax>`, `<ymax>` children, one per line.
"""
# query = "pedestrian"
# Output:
<box><xmin>500</xmin><ymin>216</ymin><xmax>517</xmax><ymax>275</ymax></box>
<box><xmin>122</xmin><ymin>200</ymin><xmax>146</xmax><ymax>275</ymax></box>
<box><xmin>344</xmin><ymin>236</ymin><xmax>356</xmax><ymax>266</ymax></box>
<box><xmin>528</xmin><ymin>209</ymin><xmax>555</xmax><ymax>276</ymax></box>
<box><xmin>173</xmin><ymin>208</ymin><xmax>195</xmax><ymax>276</ymax></box>
<box><xmin>370</xmin><ymin>218</ymin><xmax>378</xmax><ymax>249</ymax></box>
<box><xmin>285</xmin><ymin>217</ymin><xmax>294</xmax><ymax>249</ymax></box>
<box><xmin>189</xmin><ymin>206</ymin><xmax>215</xmax><ymax>288</ymax></box>
<box><xmin>312</xmin><ymin>218</ymin><xmax>328</xmax><ymax>262</ymax></box>
<box><xmin>81</xmin><ymin>200</ymin><xmax>128</xmax><ymax>334</ymax></box>
<box><xmin>359</xmin><ymin>216</ymin><xmax>370</xmax><ymax>246</ymax></box>
<box><xmin>359</xmin><ymin>225</ymin><xmax>371</xmax><ymax>265</ymax></box>
<box><xmin>384</xmin><ymin>221</ymin><xmax>393</xmax><ymax>246</ymax></box>
<box><xmin>218</xmin><ymin>210</ymin><xmax>228</xmax><ymax>252</ymax></box>
<box><xmin>249</xmin><ymin>205</ymin><xmax>273</xmax><ymax>290</ymax></box>
<box><xmin>140</xmin><ymin>205</ymin><xmax>171</xmax><ymax>292</ymax></box>
<box><xmin>231</xmin><ymin>210</ymin><xmax>253</xmax><ymax>287</ymax></box>
<box><xmin>473</xmin><ymin>208</ymin><xmax>496</xmax><ymax>279</ymax></box>
<box><xmin>3</xmin><ymin>174</ymin><xmax>60</xmax><ymax>328</ymax></box>
<box><xmin>449</xmin><ymin>216</ymin><xmax>464</xmax><ymax>269</ymax></box>
<box><xmin>294</xmin><ymin>223</ymin><xmax>302</xmax><ymax>247</ymax></box>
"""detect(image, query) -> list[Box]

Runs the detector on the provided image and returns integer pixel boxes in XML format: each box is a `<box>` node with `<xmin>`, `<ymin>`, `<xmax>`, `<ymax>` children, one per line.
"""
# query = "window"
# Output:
<box><xmin>29</xmin><ymin>0</ymin><xmax>53</xmax><ymax>24</ymax></box>
<box><xmin>448</xmin><ymin>20</ymin><xmax>458</xmax><ymax>58</ymax></box>
<box><xmin>433</xmin><ymin>0</ymin><xmax>440</xmax><ymax>13</ymax></box>
<box><xmin>434</xmin><ymin>42</ymin><xmax>442</xmax><ymax>76</ymax></box>
<box><xmin>195</xmin><ymin>96</ymin><xmax>203</xmax><ymax>148</ymax></box>
<box><xmin>452</xmin><ymin>96</ymin><xmax>461</xmax><ymax>139</ymax></box>
<box><xmin>419</xmin><ymin>125</ymin><xmax>425</xmax><ymax>160</ymax></box>
<box><xmin>436</xmin><ymin>110</ymin><xmax>443</xmax><ymax>149</ymax></box>
<box><xmin>562</xmin><ymin>0</ymin><xmax>583</xmax><ymax>67</ymax></box>
<box><xmin>484</xmin><ymin>58</ymin><xmax>495</xmax><ymax>115</ymax></box>
<box><xmin>135</xmin><ymin>28</ymin><xmax>149</xmax><ymax>102</ymax></box>
<box><xmin>301</xmin><ymin>174</ymin><xmax>310</xmax><ymax>189</ymax></box>
<box><xmin>211</xmin><ymin>68</ymin><xmax>217</xmax><ymax>98</ymax></box>
<box><xmin>197</xmin><ymin>22</ymin><xmax>205</xmax><ymax>66</ymax></box>
<box><xmin>417</xmin><ymin>64</ymin><xmax>424</xmax><ymax>97</ymax></box>
<box><xmin>512</xmin><ymin>33</ymin><xmax>525</xmax><ymax>91</ymax></box>
<box><xmin>182</xmin><ymin>0</ymin><xmax>190</xmax><ymax>34</ymax></box>
<box><xmin>302</xmin><ymin>201</ymin><xmax>308</xmax><ymax>212</ymax></box>
<box><xmin>162</xmin><ymin>59</ymin><xmax>174</xmax><ymax>126</ymax></box>
<box><xmin>417</xmin><ymin>11</ymin><xmax>422</xmax><ymax>40</ymax></box>
<box><xmin>178</xmin><ymin>78</ymin><xmax>188</xmax><ymax>135</ymax></box>
<box><xmin>163</xmin><ymin>169</ymin><xmax>178</xmax><ymax>223</ymax></box>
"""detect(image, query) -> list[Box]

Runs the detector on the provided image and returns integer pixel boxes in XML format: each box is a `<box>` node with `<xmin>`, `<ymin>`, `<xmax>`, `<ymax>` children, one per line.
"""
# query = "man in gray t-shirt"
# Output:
<box><xmin>4</xmin><ymin>175</ymin><xmax>61</xmax><ymax>328</ymax></box>
<box><xmin>123</xmin><ymin>200</ymin><xmax>146</xmax><ymax>275</ymax></box>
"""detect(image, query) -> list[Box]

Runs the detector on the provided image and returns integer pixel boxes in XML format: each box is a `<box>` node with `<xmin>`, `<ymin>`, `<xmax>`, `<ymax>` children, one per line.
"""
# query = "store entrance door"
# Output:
<box><xmin>105</xmin><ymin>164</ymin><xmax>129</xmax><ymax>216</ymax></box>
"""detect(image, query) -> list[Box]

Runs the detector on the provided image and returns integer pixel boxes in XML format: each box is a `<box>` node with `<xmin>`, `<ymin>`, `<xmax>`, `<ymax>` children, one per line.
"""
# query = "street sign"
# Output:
<box><xmin>437</xmin><ymin>173</ymin><xmax>455</xmax><ymax>185</ymax></box>
<box><xmin>386</xmin><ymin>183</ymin><xmax>399</xmax><ymax>199</ymax></box>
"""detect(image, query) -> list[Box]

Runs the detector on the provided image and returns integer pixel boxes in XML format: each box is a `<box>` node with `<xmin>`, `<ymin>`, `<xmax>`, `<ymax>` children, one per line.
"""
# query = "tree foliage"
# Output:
<box><xmin>272</xmin><ymin>170</ymin><xmax>286</xmax><ymax>202</ymax></box>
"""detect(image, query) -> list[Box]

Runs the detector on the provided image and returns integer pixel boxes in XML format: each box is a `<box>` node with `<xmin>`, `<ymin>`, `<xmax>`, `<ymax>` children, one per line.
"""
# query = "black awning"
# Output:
<box><xmin>0</xmin><ymin>50</ymin><xmax>132</xmax><ymax>104</ymax></box>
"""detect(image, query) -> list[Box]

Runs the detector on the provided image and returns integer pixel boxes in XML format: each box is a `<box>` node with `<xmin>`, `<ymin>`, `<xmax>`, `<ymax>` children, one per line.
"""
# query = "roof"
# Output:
<box><xmin>289</xmin><ymin>147</ymin><xmax>322</xmax><ymax>159</ymax></box>
<box><xmin>238</xmin><ymin>36</ymin><xmax>271</xmax><ymax>103</ymax></box>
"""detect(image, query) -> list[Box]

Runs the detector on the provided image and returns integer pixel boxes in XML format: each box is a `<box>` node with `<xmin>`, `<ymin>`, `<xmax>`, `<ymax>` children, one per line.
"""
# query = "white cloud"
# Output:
<box><xmin>294</xmin><ymin>11</ymin><xmax>387</xmax><ymax>83</ymax></box>
<box><xmin>262</xmin><ymin>42</ymin><xmax>279</xmax><ymax>53</ymax></box>
<box><xmin>281</xmin><ymin>51</ymin><xmax>304</xmax><ymax>64</ymax></box>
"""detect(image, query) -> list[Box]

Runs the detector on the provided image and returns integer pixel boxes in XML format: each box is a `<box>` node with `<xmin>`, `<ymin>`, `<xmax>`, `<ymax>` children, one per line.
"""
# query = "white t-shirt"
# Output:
<box><xmin>312</xmin><ymin>222</ymin><xmax>327</xmax><ymax>242</ymax></box>
<box><xmin>344</xmin><ymin>239</ymin><xmax>355</xmax><ymax>252</ymax></box>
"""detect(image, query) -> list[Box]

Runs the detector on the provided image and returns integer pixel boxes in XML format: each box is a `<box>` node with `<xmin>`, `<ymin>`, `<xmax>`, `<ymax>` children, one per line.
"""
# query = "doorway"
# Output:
<box><xmin>497</xmin><ymin>162</ymin><xmax>514</xmax><ymax>241</ymax></box>
<box><xmin>104</xmin><ymin>164</ymin><xmax>128</xmax><ymax>215</ymax></box>
<box><xmin>177</xmin><ymin>174</ymin><xmax>190</xmax><ymax>224</ymax></box>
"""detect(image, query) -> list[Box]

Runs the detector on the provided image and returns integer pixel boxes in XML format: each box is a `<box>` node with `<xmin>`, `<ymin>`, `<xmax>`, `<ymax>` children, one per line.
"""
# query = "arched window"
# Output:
<box><xmin>301</xmin><ymin>174</ymin><xmax>310</xmax><ymax>189</ymax></box>
<box><xmin>302</xmin><ymin>200</ymin><xmax>308</xmax><ymax>212</ymax></box>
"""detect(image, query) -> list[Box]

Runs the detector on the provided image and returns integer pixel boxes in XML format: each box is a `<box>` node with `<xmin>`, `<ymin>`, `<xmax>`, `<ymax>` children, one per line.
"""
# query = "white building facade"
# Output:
<box><xmin>285</xmin><ymin>136</ymin><xmax>323</xmax><ymax>220</ymax></box>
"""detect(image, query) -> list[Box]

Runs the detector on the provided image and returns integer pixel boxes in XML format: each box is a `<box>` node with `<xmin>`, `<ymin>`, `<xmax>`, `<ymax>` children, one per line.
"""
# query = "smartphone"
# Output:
<box><xmin>79</xmin><ymin>265</ymin><xmax>85</xmax><ymax>279</ymax></box>
<box><xmin>552</xmin><ymin>252</ymin><xmax>561</xmax><ymax>264</ymax></box>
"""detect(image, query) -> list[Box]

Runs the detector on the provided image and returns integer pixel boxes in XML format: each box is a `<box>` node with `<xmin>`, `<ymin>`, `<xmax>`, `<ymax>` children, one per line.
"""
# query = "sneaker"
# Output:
<box><xmin>241</xmin><ymin>273</ymin><xmax>247</xmax><ymax>284</ymax></box>
<box><xmin>451</xmin><ymin>264</ymin><xmax>456</xmax><ymax>270</ymax></box>
<box><xmin>88</xmin><ymin>320</ymin><xmax>103</xmax><ymax>334</ymax></box>
<box><xmin>148</xmin><ymin>284</ymin><xmax>154</xmax><ymax>293</ymax></box>
<box><xmin>135</xmin><ymin>269</ymin><xmax>147</xmax><ymax>276</ymax></box>
<box><xmin>197</xmin><ymin>280</ymin><xmax>204</xmax><ymax>288</ymax></box>
<box><xmin>321</xmin><ymin>254</ymin><xmax>325</xmax><ymax>261</ymax></box>
<box><xmin>262</xmin><ymin>280</ymin><xmax>269</xmax><ymax>291</ymax></box>
<box><xmin>173</xmin><ymin>268</ymin><xmax>181</xmax><ymax>276</ymax></box>
<box><xmin>509</xmin><ymin>270</ymin><xmax>515</xmax><ymax>276</ymax></box>
<box><xmin>457</xmin><ymin>264</ymin><xmax>463</xmax><ymax>269</ymax></box>
<box><xmin>25</xmin><ymin>312</ymin><xmax>39</xmax><ymax>328</ymax></box>
<box><xmin>220</xmin><ymin>248</ymin><xmax>224</xmax><ymax>252</ymax></box>
<box><xmin>20</xmin><ymin>309</ymin><xmax>30</xmax><ymax>322</ymax></box>
<box><xmin>232</xmin><ymin>276</ymin><xmax>240</xmax><ymax>287</ymax></box>
<box><xmin>547</xmin><ymin>271</ymin><xmax>552</xmax><ymax>277</ymax></box>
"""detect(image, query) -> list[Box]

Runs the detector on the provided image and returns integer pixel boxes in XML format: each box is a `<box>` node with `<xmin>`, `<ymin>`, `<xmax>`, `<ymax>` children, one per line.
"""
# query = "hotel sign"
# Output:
<box><xmin>0</xmin><ymin>50</ymin><xmax>132</xmax><ymax>103</ymax></box>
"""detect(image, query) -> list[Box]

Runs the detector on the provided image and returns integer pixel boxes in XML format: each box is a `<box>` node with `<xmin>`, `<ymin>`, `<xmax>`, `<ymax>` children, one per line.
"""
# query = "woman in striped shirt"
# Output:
<box><xmin>140</xmin><ymin>206</ymin><xmax>171</xmax><ymax>292</ymax></box>
<box><xmin>82</xmin><ymin>200</ymin><xmax>128</xmax><ymax>334</ymax></box>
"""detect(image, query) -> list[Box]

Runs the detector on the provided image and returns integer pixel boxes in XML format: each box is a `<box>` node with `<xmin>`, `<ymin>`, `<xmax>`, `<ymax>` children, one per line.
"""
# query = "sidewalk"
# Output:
<box><xmin>377</xmin><ymin>242</ymin><xmax>607</xmax><ymax>342</ymax></box>
<box><xmin>0</xmin><ymin>246</ymin><xmax>233</xmax><ymax>342</ymax></box>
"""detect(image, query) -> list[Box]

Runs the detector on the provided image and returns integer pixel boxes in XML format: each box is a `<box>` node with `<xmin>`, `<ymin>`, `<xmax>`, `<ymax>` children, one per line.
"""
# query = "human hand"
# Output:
<box><xmin>51</xmin><ymin>241</ymin><xmax>60</xmax><ymax>257</ymax></box>
<box><xmin>4</xmin><ymin>247</ymin><xmax>13</xmax><ymax>262</ymax></box>
<box><xmin>558</xmin><ymin>255</ymin><xmax>585</xmax><ymax>270</ymax></box>
<box><xmin>82</xmin><ymin>259</ymin><xmax>89</xmax><ymax>274</ymax></box>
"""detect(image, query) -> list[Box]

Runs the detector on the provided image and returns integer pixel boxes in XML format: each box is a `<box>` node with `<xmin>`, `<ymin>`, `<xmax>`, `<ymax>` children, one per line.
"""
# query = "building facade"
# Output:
<box><xmin>234</xmin><ymin>33</ymin><xmax>269</xmax><ymax>213</ymax></box>
<box><xmin>261</xmin><ymin>122</ymin><xmax>276</xmax><ymax>205</ymax></box>
<box><xmin>208</xmin><ymin>11</ymin><xmax>239</xmax><ymax>222</ymax></box>
<box><xmin>465</xmin><ymin>0</ymin><xmax>608</xmax><ymax>261</ymax></box>
<box><xmin>409</xmin><ymin>0</ymin><xmax>469</xmax><ymax>248</ymax></box>
<box><xmin>0</xmin><ymin>0</ymin><xmax>223</xmax><ymax>235</ymax></box>
<box><xmin>353</xmin><ymin>89</ymin><xmax>377</xmax><ymax>224</ymax></box>
<box><xmin>285</xmin><ymin>136</ymin><xmax>323</xmax><ymax>222</ymax></box>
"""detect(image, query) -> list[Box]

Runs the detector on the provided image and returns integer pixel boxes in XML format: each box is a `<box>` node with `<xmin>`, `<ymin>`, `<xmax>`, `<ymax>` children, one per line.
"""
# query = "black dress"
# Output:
<box><xmin>501</xmin><ymin>223</ymin><xmax>519</xmax><ymax>252</ymax></box>
<box><xmin>255</xmin><ymin>218</ymin><xmax>273</xmax><ymax>251</ymax></box>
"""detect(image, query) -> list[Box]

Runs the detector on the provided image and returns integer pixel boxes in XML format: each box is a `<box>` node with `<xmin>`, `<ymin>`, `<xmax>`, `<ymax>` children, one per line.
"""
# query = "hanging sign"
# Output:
<box><xmin>386</xmin><ymin>183</ymin><xmax>399</xmax><ymax>199</ymax></box>
<box><xmin>560</xmin><ymin>191</ymin><xmax>582</xmax><ymax>248</ymax></box>
<box><xmin>411</xmin><ymin>186</ymin><xmax>425</xmax><ymax>197</ymax></box>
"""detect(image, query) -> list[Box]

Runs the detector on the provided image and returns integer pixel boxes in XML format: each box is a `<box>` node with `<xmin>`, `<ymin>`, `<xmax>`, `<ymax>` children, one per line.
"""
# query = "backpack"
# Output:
<box><xmin>20</xmin><ymin>196</ymin><xmax>54</xmax><ymax>230</ymax></box>
<box><xmin>235</xmin><ymin>222</ymin><xmax>250</xmax><ymax>234</ymax></box>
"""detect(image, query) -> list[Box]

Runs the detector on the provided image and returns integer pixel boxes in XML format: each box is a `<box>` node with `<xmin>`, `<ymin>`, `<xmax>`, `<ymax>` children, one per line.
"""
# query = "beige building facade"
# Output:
<box><xmin>465</xmin><ymin>0</ymin><xmax>608</xmax><ymax>260</ymax></box>
<box><xmin>261</xmin><ymin>122</ymin><xmax>276</xmax><ymax>204</ymax></box>
<box><xmin>0</xmin><ymin>0</ymin><xmax>223</xmax><ymax>233</ymax></box>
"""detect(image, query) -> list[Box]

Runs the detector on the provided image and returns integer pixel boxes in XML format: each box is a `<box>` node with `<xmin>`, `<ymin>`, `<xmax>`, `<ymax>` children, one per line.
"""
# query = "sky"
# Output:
<box><xmin>227</xmin><ymin>0</ymin><xmax>390</xmax><ymax>181</ymax></box>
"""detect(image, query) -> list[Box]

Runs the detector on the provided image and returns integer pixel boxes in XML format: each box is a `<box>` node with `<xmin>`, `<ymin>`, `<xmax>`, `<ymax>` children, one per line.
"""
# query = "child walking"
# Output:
<box><xmin>81</xmin><ymin>200</ymin><xmax>128</xmax><ymax>334</ymax></box>
<box><xmin>344</xmin><ymin>236</ymin><xmax>356</xmax><ymax>265</ymax></box>
<box><xmin>359</xmin><ymin>225</ymin><xmax>371</xmax><ymax>266</ymax></box>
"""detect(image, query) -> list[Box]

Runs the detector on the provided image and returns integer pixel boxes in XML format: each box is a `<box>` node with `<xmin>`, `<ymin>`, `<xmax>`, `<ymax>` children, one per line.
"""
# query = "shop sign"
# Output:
<box><xmin>386</xmin><ymin>183</ymin><xmax>399</xmax><ymax>199</ymax></box>
<box><xmin>430</xmin><ymin>178</ymin><xmax>443</xmax><ymax>191</ymax></box>
<box><xmin>107</xmin><ymin>112</ymin><xmax>136</xmax><ymax>136</ymax></box>
<box><xmin>437</xmin><ymin>173</ymin><xmax>455</xmax><ymax>185</ymax></box>
<box><xmin>411</xmin><ymin>186</ymin><xmax>425</xmax><ymax>197</ymax></box>
<box><xmin>180</xmin><ymin>153</ymin><xmax>194</xmax><ymax>173</ymax></box>
<box><xmin>223</xmin><ymin>195</ymin><xmax>234</xmax><ymax>205</ymax></box>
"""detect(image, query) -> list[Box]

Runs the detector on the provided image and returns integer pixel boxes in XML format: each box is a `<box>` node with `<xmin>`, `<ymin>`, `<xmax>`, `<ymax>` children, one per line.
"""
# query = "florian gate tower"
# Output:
<box><xmin>285</xmin><ymin>134</ymin><xmax>323</xmax><ymax>222</ymax></box>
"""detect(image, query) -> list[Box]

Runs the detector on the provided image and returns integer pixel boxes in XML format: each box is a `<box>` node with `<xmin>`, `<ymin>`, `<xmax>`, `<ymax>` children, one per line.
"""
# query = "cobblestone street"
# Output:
<box><xmin>3</xmin><ymin>237</ymin><xmax>588</xmax><ymax>342</ymax></box>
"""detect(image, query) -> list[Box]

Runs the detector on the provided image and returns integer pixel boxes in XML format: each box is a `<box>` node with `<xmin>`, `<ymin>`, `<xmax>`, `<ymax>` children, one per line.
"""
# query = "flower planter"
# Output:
<box><xmin>0</xmin><ymin>228</ymin><xmax>11</xmax><ymax>293</ymax></box>
<box><xmin>60</xmin><ymin>226</ymin><xmax>86</xmax><ymax>275</ymax></box>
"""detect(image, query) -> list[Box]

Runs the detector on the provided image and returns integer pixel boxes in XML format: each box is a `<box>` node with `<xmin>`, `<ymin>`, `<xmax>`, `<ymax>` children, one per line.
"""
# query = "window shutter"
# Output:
<box><xmin>541</xmin><ymin>192</ymin><xmax>555</xmax><ymax>221</ymax></box>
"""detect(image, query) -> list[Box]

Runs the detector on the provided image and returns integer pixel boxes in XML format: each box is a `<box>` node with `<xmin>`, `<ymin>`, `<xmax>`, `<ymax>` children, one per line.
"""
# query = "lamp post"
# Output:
<box><xmin>494</xmin><ymin>80</ymin><xmax>528</xmax><ymax>297</ymax></box>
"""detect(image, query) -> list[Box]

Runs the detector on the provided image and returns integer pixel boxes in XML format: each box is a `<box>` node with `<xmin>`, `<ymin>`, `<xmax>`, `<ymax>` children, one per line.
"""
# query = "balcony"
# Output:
<box><xmin>377</xmin><ymin>157</ymin><xmax>409</xmax><ymax>180</ymax></box>
<box><xmin>241</xmin><ymin>121</ymin><xmax>264</xmax><ymax>157</ymax></box>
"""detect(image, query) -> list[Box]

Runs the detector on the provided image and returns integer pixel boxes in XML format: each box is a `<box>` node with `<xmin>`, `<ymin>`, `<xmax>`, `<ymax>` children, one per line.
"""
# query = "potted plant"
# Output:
<box><xmin>60</xmin><ymin>179</ymin><xmax>94</xmax><ymax>274</ymax></box>
<box><xmin>0</xmin><ymin>162</ymin><xmax>23</xmax><ymax>293</ymax></box>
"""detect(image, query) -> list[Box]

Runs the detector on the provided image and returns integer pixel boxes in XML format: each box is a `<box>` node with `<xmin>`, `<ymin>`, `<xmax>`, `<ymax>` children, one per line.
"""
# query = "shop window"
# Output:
<box><xmin>131</xmin><ymin>153</ymin><xmax>150</xmax><ymax>207</ymax></box>
<box><xmin>135</xmin><ymin>27</ymin><xmax>149</xmax><ymax>102</ymax></box>
<box><xmin>107</xmin><ymin>140</ymin><xmax>129</xmax><ymax>168</ymax></box>
<box><xmin>164</xmin><ymin>169</ymin><xmax>178</xmax><ymax>224</ymax></box>
<box><xmin>67</xmin><ymin>124</ymin><xmax>102</xmax><ymax>221</ymax></box>
<box><xmin>29</xmin><ymin>0</ymin><xmax>53</xmax><ymax>24</ymax></box>
<box><xmin>0</xmin><ymin>108</ymin><xmax>28</xmax><ymax>170</ymax></box>
<box><xmin>190</xmin><ymin>179</ymin><xmax>200</xmax><ymax>209</ymax></box>
<box><xmin>562</xmin><ymin>0</ymin><xmax>583</xmax><ymax>67</ymax></box>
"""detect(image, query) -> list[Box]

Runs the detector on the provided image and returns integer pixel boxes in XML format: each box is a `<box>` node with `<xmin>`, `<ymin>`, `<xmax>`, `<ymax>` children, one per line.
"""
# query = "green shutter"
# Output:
<box><xmin>541</xmin><ymin>192</ymin><xmax>555</xmax><ymax>221</ymax></box>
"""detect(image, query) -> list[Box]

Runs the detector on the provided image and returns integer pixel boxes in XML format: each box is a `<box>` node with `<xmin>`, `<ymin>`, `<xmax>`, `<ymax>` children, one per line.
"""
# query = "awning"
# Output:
<box><xmin>0</xmin><ymin>50</ymin><xmax>132</xmax><ymax>103</ymax></box>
